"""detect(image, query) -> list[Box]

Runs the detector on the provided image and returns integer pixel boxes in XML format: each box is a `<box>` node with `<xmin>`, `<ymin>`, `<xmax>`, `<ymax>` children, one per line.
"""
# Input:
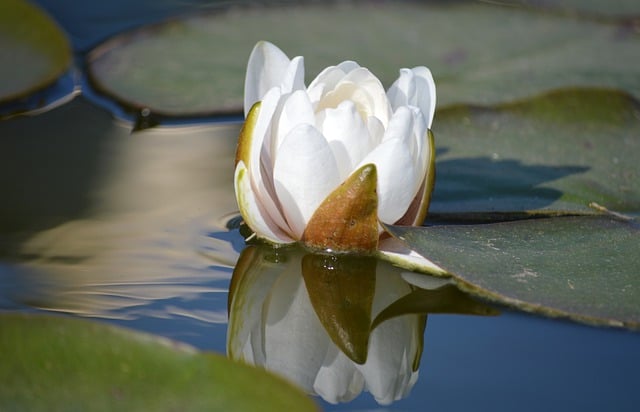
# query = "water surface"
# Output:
<box><xmin>1</xmin><ymin>97</ymin><xmax>639</xmax><ymax>411</ymax></box>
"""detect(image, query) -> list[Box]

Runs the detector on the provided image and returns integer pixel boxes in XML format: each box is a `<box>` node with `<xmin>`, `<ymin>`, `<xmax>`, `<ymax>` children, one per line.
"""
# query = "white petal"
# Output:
<box><xmin>307</xmin><ymin>61</ymin><xmax>360</xmax><ymax>105</ymax></box>
<box><xmin>387</xmin><ymin>68</ymin><xmax>413</xmax><ymax>111</ymax></box>
<box><xmin>342</xmin><ymin>67</ymin><xmax>392</xmax><ymax>126</ymax></box>
<box><xmin>407</xmin><ymin>106</ymin><xmax>429</xmax><ymax>176</ymax></box>
<box><xmin>316</xmin><ymin>101</ymin><xmax>375</xmax><ymax>180</ymax></box>
<box><xmin>336</xmin><ymin>60</ymin><xmax>360</xmax><ymax>74</ymax></box>
<box><xmin>234</xmin><ymin>161</ymin><xmax>294</xmax><ymax>244</ymax></box>
<box><xmin>387</xmin><ymin>66</ymin><xmax>436</xmax><ymax>128</ymax></box>
<box><xmin>247</xmin><ymin>88</ymin><xmax>292</xmax><ymax>234</ymax></box>
<box><xmin>382</xmin><ymin>105</ymin><xmax>414</xmax><ymax>143</ymax></box>
<box><xmin>243</xmin><ymin>41</ymin><xmax>305</xmax><ymax>117</ymax></box>
<box><xmin>377</xmin><ymin>237</ymin><xmax>447</xmax><ymax>275</ymax></box>
<box><xmin>273</xmin><ymin>90</ymin><xmax>316</xmax><ymax>159</ymax></box>
<box><xmin>317</xmin><ymin>67</ymin><xmax>392</xmax><ymax>127</ymax></box>
<box><xmin>273</xmin><ymin>124</ymin><xmax>341</xmax><ymax>238</ymax></box>
<box><xmin>244</xmin><ymin>41</ymin><xmax>291</xmax><ymax>116</ymax></box>
<box><xmin>279</xmin><ymin>55</ymin><xmax>305</xmax><ymax>95</ymax></box>
<box><xmin>249</xmin><ymin>88</ymin><xmax>279</xmax><ymax>172</ymax></box>
<box><xmin>366</xmin><ymin>115</ymin><xmax>385</xmax><ymax>147</ymax></box>
<box><xmin>412</xmin><ymin>66</ymin><xmax>436</xmax><ymax>129</ymax></box>
<box><xmin>357</xmin><ymin>107</ymin><xmax>419</xmax><ymax>224</ymax></box>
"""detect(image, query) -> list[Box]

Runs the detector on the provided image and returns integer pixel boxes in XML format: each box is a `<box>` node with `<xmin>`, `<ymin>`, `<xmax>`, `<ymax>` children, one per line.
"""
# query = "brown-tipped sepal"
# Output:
<box><xmin>302</xmin><ymin>164</ymin><xmax>379</xmax><ymax>254</ymax></box>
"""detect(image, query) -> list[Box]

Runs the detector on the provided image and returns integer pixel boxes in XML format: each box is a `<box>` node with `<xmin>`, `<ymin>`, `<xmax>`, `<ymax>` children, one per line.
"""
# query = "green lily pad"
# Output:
<box><xmin>86</xmin><ymin>1</ymin><xmax>640</xmax><ymax>116</ymax></box>
<box><xmin>0</xmin><ymin>313</ymin><xmax>317</xmax><ymax>411</ymax></box>
<box><xmin>431</xmin><ymin>89</ymin><xmax>640</xmax><ymax>215</ymax></box>
<box><xmin>386</xmin><ymin>215</ymin><xmax>640</xmax><ymax>330</ymax></box>
<box><xmin>0</xmin><ymin>0</ymin><xmax>71</xmax><ymax>103</ymax></box>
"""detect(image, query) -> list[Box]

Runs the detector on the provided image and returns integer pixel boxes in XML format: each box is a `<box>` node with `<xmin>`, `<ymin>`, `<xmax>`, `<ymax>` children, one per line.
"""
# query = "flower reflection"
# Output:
<box><xmin>227</xmin><ymin>244</ymin><xmax>497</xmax><ymax>405</ymax></box>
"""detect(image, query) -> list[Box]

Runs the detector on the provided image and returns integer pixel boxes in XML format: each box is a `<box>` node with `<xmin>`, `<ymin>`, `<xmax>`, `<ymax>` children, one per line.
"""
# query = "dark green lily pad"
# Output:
<box><xmin>0</xmin><ymin>0</ymin><xmax>71</xmax><ymax>104</ymax></box>
<box><xmin>386</xmin><ymin>216</ymin><xmax>640</xmax><ymax>330</ymax></box>
<box><xmin>431</xmin><ymin>89</ymin><xmax>640</xmax><ymax>215</ymax></box>
<box><xmin>0</xmin><ymin>313</ymin><xmax>317</xmax><ymax>411</ymax></box>
<box><xmin>86</xmin><ymin>1</ymin><xmax>640</xmax><ymax>116</ymax></box>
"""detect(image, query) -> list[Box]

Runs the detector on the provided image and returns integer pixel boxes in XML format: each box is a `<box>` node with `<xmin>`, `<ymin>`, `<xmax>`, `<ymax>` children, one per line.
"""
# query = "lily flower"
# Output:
<box><xmin>234</xmin><ymin>41</ymin><xmax>436</xmax><ymax>254</ymax></box>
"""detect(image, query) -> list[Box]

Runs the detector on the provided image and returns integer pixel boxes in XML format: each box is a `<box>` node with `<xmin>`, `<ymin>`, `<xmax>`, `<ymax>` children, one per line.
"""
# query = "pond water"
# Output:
<box><xmin>1</xmin><ymin>96</ymin><xmax>639</xmax><ymax>411</ymax></box>
<box><xmin>2</xmin><ymin>0</ymin><xmax>640</xmax><ymax>410</ymax></box>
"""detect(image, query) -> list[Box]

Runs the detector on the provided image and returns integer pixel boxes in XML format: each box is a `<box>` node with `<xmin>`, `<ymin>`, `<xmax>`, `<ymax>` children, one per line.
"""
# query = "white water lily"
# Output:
<box><xmin>235</xmin><ymin>41</ymin><xmax>436</xmax><ymax>252</ymax></box>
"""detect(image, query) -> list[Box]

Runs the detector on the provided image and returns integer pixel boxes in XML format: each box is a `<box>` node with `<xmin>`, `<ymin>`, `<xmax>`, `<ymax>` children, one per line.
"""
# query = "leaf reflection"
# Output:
<box><xmin>227</xmin><ymin>244</ymin><xmax>498</xmax><ymax>405</ymax></box>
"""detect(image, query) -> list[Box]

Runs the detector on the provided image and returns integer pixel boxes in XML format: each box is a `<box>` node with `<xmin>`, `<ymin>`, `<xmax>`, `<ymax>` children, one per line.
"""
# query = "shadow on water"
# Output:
<box><xmin>430</xmin><ymin>155</ymin><xmax>589</xmax><ymax>214</ymax></box>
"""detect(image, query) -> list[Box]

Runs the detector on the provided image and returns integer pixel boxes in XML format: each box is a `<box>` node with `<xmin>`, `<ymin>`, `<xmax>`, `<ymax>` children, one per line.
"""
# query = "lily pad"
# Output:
<box><xmin>0</xmin><ymin>0</ymin><xmax>72</xmax><ymax>104</ymax></box>
<box><xmin>386</xmin><ymin>215</ymin><xmax>640</xmax><ymax>330</ymax></box>
<box><xmin>0</xmin><ymin>313</ymin><xmax>317</xmax><ymax>411</ymax></box>
<box><xmin>430</xmin><ymin>89</ymin><xmax>640</xmax><ymax>215</ymax></box>
<box><xmin>86</xmin><ymin>1</ymin><xmax>640</xmax><ymax>116</ymax></box>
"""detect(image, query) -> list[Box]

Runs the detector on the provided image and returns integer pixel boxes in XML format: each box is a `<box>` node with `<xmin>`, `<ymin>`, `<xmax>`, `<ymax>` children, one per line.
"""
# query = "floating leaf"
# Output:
<box><xmin>386</xmin><ymin>216</ymin><xmax>640</xmax><ymax>329</ymax></box>
<box><xmin>0</xmin><ymin>313</ymin><xmax>317</xmax><ymax>411</ymax></box>
<box><xmin>0</xmin><ymin>0</ymin><xmax>71</xmax><ymax>104</ymax></box>
<box><xmin>431</xmin><ymin>89</ymin><xmax>640</xmax><ymax>215</ymax></box>
<box><xmin>86</xmin><ymin>1</ymin><xmax>640</xmax><ymax>116</ymax></box>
